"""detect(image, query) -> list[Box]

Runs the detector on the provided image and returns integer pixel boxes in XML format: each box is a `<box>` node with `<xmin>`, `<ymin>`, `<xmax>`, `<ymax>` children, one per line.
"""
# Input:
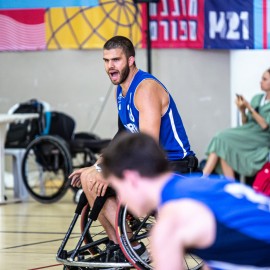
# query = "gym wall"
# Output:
<box><xmin>0</xmin><ymin>49</ymin><xmax>230</xmax><ymax>161</ymax></box>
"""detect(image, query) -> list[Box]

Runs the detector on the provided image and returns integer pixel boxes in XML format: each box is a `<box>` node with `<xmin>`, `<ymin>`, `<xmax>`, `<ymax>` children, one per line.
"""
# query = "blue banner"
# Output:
<box><xmin>0</xmin><ymin>0</ymin><xmax>98</xmax><ymax>9</ymax></box>
<box><xmin>253</xmin><ymin>0</ymin><xmax>270</xmax><ymax>49</ymax></box>
<box><xmin>204</xmin><ymin>0</ymin><xmax>254</xmax><ymax>49</ymax></box>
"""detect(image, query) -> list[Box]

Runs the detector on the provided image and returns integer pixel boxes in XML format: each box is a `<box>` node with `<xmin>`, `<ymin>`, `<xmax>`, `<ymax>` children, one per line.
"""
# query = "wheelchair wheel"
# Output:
<box><xmin>22</xmin><ymin>135</ymin><xmax>72</xmax><ymax>203</ymax></box>
<box><xmin>116</xmin><ymin>205</ymin><xmax>204</xmax><ymax>270</ymax></box>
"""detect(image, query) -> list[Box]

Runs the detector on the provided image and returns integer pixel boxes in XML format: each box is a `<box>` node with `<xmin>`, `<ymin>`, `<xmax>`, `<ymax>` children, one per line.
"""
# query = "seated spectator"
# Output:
<box><xmin>203</xmin><ymin>68</ymin><xmax>270</xmax><ymax>179</ymax></box>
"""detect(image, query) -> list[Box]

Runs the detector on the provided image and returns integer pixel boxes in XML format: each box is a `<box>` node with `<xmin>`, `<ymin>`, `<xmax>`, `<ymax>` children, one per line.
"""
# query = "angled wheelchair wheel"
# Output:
<box><xmin>116</xmin><ymin>204</ymin><xmax>154</xmax><ymax>270</ymax></box>
<box><xmin>22</xmin><ymin>135</ymin><xmax>72</xmax><ymax>203</ymax></box>
<box><xmin>116</xmin><ymin>204</ymin><xmax>204</xmax><ymax>270</ymax></box>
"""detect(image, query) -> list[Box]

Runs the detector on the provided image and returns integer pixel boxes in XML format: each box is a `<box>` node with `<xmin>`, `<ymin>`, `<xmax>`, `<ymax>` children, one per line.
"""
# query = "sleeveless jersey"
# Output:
<box><xmin>160</xmin><ymin>175</ymin><xmax>270</xmax><ymax>269</ymax></box>
<box><xmin>116</xmin><ymin>69</ymin><xmax>194</xmax><ymax>160</ymax></box>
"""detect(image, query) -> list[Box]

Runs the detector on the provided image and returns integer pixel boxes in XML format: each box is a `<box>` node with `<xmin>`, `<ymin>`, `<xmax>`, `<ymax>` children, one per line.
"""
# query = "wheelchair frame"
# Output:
<box><xmin>56</xmin><ymin>192</ymin><xmax>133</xmax><ymax>269</ymax></box>
<box><xmin>56</xmin><ymin>191</ymin><xmax>204</xmax><ymax>270</ymax></box>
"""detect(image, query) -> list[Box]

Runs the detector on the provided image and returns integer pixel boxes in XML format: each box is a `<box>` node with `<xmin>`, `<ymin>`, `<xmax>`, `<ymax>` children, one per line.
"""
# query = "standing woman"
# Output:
<box><xmin>203</xmin><ymin>68</ymin><xmax>270</xmax><ymax>179</ymax></box>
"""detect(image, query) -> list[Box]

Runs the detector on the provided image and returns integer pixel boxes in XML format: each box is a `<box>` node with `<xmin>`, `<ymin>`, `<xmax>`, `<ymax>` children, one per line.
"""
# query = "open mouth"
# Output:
<box><xmin>109</xmin><ymin>70</ymin><xmax>119</xmax><ymax>81</ymax></box>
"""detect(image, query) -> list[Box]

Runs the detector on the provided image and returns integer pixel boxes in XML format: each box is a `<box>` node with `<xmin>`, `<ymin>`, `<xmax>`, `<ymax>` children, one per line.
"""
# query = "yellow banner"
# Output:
<box><xmin>46</xmin><ymin>0</ymin><xmax>142</xmax><ymax>49</ymax></box>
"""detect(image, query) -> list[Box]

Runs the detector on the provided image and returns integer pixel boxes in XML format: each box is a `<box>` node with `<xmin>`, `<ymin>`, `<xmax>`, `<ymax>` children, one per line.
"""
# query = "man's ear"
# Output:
<box><xmin>122</xmin><ymin>170</ymin><xmax>140</xmax><ymax>187</ymax></box>
<box><xmin>128</xmin><ymin>56</ymin><xmax>135</xmax><ymax>67</ymax></box>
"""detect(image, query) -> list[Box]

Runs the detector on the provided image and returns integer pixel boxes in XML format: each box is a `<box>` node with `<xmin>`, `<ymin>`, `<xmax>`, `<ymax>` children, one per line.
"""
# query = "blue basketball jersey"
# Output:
<box><xmin>116</xmin><ymin>69</ymin><xmax>194</xmax><ymax>160</ymax></box>
<box><xmin>160</xmin><ymin>175</ymin><xmax>270</xmax><ymax>269</ymax></box>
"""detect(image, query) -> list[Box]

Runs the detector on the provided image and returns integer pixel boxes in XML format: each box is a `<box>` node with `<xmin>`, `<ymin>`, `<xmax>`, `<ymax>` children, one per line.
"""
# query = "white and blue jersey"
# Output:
<box><xmin>116</xmin><ymin>69</ymin><xmax>194</xmax><ymax>160</ymax></box>
<box><xmin>160</xmin><ymin>175</ymin><xmax>270</xmax><ymax>269</ymax></box>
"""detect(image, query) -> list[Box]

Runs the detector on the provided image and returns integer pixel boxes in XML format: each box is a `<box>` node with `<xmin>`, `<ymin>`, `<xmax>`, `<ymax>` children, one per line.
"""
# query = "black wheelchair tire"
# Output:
<box><xmin>116</xmin><ymin>204</ymin><xmax>204</xmax><ymax>270</ymax></box>
<box><xmin>21</xmin><ymin>135</ymin><xmax>72</xmax><ymax>203</ymax></box>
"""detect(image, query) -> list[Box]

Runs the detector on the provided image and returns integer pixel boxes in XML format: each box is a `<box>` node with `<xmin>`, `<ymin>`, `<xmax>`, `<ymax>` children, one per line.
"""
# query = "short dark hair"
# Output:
<box><xmin>102</xmin><ymin>133</ymin><xmax>169</xmax><ymax>179</ymax></box>
<box><xmin>103</xmin><ymin>36</ymin><xmax>135</xmax><ymax>59</ymax></box>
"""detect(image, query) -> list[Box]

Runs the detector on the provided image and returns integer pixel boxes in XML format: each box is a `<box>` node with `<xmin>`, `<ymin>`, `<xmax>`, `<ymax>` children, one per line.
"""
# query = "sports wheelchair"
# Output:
<box><xmin>56</xmin><ymin>188</ymin><xmax>204</xmax><ymax>270</ymax></box>
<box><xmin>22</xmin><ymin>112</ymin><xmax>111</xmax><ymax>203</ymax></box>
<box><xmin>5</xmin><ymin>99</ymin><xmax>110</xmax><ymax>203</ymax></box>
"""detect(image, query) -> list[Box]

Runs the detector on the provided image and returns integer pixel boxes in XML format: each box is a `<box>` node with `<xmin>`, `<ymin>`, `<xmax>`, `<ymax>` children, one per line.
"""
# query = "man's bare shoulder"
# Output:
<box><xmin>135</xmin><ymin>79</ymin><xmax>167</xmax><ymax>108</ymax></box>
<box><xmin>157</xmin><ymin>199</ymin><xmax>216</xmax><ymax>248</ymax></box>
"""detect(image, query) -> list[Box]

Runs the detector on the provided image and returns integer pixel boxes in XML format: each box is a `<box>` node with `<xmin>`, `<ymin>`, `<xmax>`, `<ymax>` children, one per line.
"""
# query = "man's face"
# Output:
<box><xmin>108</xmin><ymin>172</ymin><xmax>148</xmax><ymax>217</ymax></box>
<box><xmin>103</xmin><ymin>48</ymin><xmax>130</xmax><ymax>85</ymax></box>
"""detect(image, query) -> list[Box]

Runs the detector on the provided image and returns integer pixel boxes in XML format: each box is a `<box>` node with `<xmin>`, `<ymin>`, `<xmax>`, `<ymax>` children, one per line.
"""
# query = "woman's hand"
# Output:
<box><xmin>235</xmin><ymin>95</ymin><xmax>247</xmax><ymax>112</ymax></box>
<box><xmin>235</xmin><ymin>95</ymin><xmax>249</xmax><ymax>124</ymax></box>
<box><xmin>235</xmin><ymin>94</ymin><xmax>269</xmax><ymax>129</ymax></box>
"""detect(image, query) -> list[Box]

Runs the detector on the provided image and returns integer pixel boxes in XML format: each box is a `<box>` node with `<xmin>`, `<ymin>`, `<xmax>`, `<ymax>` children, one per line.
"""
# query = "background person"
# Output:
<box><xmin>102</xmin><ymin>132</ymin><xmax>270</xmax><ymax>270</ymax></box>
<box><xmin>70</xmin><ymin>36</ymin><xmax>197</xmax><ymax>248</ymax></box>
<box><xmin>203</xmin><ymin>68</ymin><xmax>270</xmax><ymax>179</ymax></box>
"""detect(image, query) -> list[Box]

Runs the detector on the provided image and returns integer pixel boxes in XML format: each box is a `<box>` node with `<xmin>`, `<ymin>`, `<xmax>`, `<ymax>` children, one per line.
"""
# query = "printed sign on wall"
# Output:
<box><xmin>204</xmin><ymin>0</ymin><xmax>254</xmax><ymax>49</ymax></box>
<box><xmin>141</xmin><ymin>0</ymin><xmax>205</xmax><ymax>48</ymax></box>
<box><xmin>0</xmin><ymin>0</ymin><xmax>270</xmax><ymax>51</ymax></box>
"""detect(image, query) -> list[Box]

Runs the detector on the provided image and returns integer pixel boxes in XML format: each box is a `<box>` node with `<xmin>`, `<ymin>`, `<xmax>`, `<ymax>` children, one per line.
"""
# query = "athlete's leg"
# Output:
<box><xmin>81</xmin><ymin>178</ymin><xmax>118</xmax><ymax>243</ymax></box>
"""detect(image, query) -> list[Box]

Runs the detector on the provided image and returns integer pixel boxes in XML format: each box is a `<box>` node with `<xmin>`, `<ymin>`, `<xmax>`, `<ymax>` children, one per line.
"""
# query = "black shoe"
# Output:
<box><xmin>111</xmin><ymin>246</ymin><xmax>128</xmax><ymax>263</ymax></box>
<box><xmin>101</xmin><ymin>241</ymin><xmax>128</xmax><ymax>263</ymax></box>
<box><xmin>113</xmin><ymin>242</ymin><xmax>150</xmax><ymax>263</ymax></box>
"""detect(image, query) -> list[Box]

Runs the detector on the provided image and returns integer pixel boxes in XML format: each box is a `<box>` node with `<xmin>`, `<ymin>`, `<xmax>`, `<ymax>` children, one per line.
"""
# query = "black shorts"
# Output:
<box><xmin>169</xmin><ymin>155</ymin><xmax>200</xmax><ymax>174</ymax></box>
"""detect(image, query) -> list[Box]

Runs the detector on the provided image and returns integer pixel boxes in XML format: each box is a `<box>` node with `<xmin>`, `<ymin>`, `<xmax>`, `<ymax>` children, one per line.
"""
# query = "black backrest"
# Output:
<box><xmin>5</xmin><ymin>99</ymin><xmax>45</xmax><ymax>148</ymax></box>
<box><xmin>48</xmin><ymin>111</ymin><xmax>75</xmax><ymax>141</ymax></box>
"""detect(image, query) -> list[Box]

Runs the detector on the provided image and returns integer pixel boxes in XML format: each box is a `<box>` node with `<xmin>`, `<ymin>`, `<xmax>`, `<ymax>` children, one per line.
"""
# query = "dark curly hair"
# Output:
<box><xmin>103</xmin><ymin>36</ymin><xmax>136</xmax><ymax>60</ymax></box>
<box><xmin>102</xmin><ymin>133</ymin><xmax>169</xmax><ymax>179</ymax></box>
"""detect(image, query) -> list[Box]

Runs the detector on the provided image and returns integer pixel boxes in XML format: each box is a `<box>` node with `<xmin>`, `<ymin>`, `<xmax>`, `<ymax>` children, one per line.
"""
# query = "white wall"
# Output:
<box><xmin>0</xmin><ymin>49</ymin><xmax>230</xmax><ymax>161</ymax></box>
<box><xmin>230</xmin><ymin>50</ymin><xmax>270</xmax><ymax>127</ymax></box>
<box><xmin>1</xmin><ymin>49</ymin><xmax>270</xmax><ymax>164</ymax></box>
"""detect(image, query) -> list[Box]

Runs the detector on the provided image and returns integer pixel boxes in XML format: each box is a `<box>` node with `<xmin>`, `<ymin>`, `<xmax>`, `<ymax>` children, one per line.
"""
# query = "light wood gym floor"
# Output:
<box><xmin>0</xmin><ymin>189</ymin><xmax>81</xmax><ymax>270</ymax></box>
<box><xmin>1</xmin><ymin>188</ymin><xmax>202</xmax><ymax>270</ymax></box>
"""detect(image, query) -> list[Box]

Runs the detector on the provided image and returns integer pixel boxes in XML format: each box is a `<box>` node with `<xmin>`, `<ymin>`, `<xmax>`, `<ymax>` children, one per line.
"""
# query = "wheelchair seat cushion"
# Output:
<box><xmin>70</xmin><ymin>138</ymin><xmax>111</xmax><ymax>154</ymax></box>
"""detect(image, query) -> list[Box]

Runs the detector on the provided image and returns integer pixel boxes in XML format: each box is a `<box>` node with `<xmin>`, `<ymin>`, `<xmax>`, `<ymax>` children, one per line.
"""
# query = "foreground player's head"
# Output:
<box><xmin>102</xmin><ymin>132</ymin><xmax>169</xmax><ymax>180</ymax></box>
<box><xmin>102</xmin><ymin>132</ymin><xmax>169</xmax><ymax>215</ymax></box>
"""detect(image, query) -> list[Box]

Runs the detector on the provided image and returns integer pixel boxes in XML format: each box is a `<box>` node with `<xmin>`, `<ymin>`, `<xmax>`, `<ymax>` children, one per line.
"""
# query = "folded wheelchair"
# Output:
<box><xmin>56</xmin><ymin>189</ymin><xmax>204</xmax><ymax>270</ymax></box>
<box><xmin>5</xmin><ymin>99</ymin><xmax>111</xmax><ymax>203</ymax></box>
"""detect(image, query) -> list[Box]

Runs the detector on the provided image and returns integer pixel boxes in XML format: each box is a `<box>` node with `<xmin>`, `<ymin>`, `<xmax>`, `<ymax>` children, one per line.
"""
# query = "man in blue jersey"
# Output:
<box><xmin>70</xmin><ymin>36</ymin><xmax>197</xmax><ymax>250</ymax></box>
<box><xmin>102</xmin><ymin>132</ymin><xmax>270</xmax><ymax>270</ymax></box>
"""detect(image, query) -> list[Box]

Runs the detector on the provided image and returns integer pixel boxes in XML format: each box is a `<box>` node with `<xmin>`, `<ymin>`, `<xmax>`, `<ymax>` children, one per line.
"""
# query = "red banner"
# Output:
<box><xmin>141</xmin><ymin>0</ymin><xmax>205</xmax><ymax>48</ymax></box>
<box><xmin>0</xmin><ymin>9</ymin><xmax>45</xmax><ymax>51</ymax></box>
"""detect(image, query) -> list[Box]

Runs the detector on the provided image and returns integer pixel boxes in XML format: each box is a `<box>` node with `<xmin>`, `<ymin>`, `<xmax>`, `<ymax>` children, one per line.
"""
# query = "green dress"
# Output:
<box><xmin>206</xmin><ymin>93</ymin><xmax>270</xmax><ymax>176</ymax></box>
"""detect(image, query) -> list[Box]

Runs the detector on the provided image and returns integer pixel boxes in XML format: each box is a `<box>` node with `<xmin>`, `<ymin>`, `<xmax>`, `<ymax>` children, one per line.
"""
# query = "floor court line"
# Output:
<box><xmin>2</xmin><ymin>235</ymin><xmax>80</xmax><ymax>249</ymax></box>
<box><xmin>0</xmin><ymin>190</ymin><xmax>81</xmax><ymax>269</ymax></box>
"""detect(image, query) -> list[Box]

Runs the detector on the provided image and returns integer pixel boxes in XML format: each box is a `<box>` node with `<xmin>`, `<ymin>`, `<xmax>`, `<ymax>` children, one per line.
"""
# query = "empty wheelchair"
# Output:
<box><xmin>5</xmin><ymin>99</ymin><xmax>110</xmax><ymax>203</ymax></box>
<box><xmin>21</xmin><ymin>110</ymin><xmax>110</xmax><ymax>203</ymax></box>
<box><xmin>56</xmin><ymin>189</ymin><xmax>204</xmax><ymax>270</ymax></box>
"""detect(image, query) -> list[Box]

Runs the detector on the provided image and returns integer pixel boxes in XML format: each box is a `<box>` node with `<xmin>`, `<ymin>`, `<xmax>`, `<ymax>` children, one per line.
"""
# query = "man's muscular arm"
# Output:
<box><xmin>135</xmin><ymin>80</ymin><xmax>167</xmax><ymax>141</ymax></box>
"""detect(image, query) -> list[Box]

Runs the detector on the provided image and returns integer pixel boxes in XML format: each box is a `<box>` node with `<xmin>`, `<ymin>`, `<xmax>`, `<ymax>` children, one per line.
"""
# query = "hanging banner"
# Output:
<box><xmin>0</xmin><ymin>0</ymin><xmax>98</xmax><ymax>9</ymax></box>
<box><xmin>0</xmin><ymin>0</ymin><xmax>270</xmax><ymax>51</ymax></box>
<box><xmin>0</xmin><ymin>9</ymin><xmax>46</xmax><ymax>51</ymax></box>
<box><xmin>46</xmin><ymin>2</ymin><xmax>142</xmax><ymax>50</ymax></box>
<box><xmin>141</xmin><ymin>0</ymin><xmax>205</xmax><ymax>48</ymax></box>
<box><xmin>204</xmin><ymin>0</ymin><xmax>254</xmax><ymax>49</ymax></box>
<box><xmin>253</xmin><ymin>0</ymin><xmax>270</xmax><ymax>49</ymax></box>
